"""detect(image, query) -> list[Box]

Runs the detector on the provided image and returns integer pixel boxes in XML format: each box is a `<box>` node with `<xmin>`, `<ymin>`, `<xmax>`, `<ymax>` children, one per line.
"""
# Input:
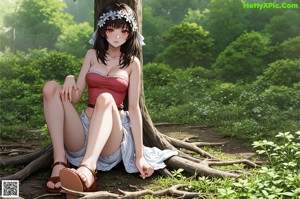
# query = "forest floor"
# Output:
<box><xmin>0</xmin><ymin>125</ymin><xmax>257</xmax><ymax>199</ymax></box>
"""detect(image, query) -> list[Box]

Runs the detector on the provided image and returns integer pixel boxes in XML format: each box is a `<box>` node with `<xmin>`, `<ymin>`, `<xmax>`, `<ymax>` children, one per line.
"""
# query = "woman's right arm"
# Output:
<box><xmin>61</xmin><ymin>50</ymin><xmax>94</xmax><ymax>104</ymax></box>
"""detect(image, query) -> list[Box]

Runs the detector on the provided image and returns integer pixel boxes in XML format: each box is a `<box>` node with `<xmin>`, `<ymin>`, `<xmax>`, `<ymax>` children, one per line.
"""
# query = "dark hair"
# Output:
<box><xmin>93</xmin><ymin>2</ymin><xmax>140</xmax><ymax>68</ymax></box>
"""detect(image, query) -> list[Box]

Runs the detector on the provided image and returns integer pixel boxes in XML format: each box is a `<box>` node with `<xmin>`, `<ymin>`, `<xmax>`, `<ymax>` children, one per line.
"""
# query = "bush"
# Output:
<box><xmin>0</xmin><ymin>49</ymin><xmax>82</xmax><ymax>129</ymax></box>
<box><xmin>255</xmin><ymin>59</ymin><xmax>300</xmax><ymax>88</ymax></box>
<box><xmin>277</xmin><ymin>36</ymin><xmax>300</xmax><ymax>60</ymax></box>
<box><xmin>143</xmin><ymin>63</ymin><xmax>176</xmax><ymax>89</ymax></box>
<box><xmin>155</xmin><ymin>22</ymin><xmax>214</xmax><ymax>68</ymax></box>
<box><xmin>260</xmin><ymin>86</ymin><xmax>300</xmax><ymax>110</ymax></box>
<box><xmin>212</xmin><ymin>31</ymin><xmax>271</xmax><ymax>83</ymax></box>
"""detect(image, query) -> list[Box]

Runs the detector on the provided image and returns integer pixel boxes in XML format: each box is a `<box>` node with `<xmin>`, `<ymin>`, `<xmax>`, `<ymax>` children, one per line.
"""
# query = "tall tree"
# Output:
<box><xmin>263</xmin><ymin>10</ymin><xmax>300</xmax><ymax>44</ymax></box>
<box><xmin>155</xmin><ymin>22</ymin><xmax>214</xmax><ymax>69</ymax></box>
<box><xmin>212</xmin><ymin>31</ymin><xmax>271</xmax><ymax>83</ymax></box>
<box><xmin>3</xmin><ymin>0</ymin><xmax>73</xmax><ymax>51</ymax></box>
<box><xmin>204</xmin><ymin>0</ymin><xmax>247</xmax><ymax>53</ymax></box>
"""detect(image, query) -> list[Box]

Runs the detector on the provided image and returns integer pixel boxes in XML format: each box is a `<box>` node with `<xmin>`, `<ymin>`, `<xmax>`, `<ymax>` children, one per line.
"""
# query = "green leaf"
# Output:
<box><xmin>279</xmin><ymin>192</ymin><xmax>294</xmax><ymax>196</ymax></box>
<box><xmin>262</xmin><ymin>190</ymin><xmax>269</xmax><ymax>197</ymax></box>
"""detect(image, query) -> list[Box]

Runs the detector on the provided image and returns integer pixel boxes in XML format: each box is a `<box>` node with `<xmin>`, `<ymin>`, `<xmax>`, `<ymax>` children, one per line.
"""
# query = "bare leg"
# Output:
<box><xmin>43</xmin><ymin>81</ymin><xmax>85</xmax><ymax>189</ymax></box>
<box><xmin>74</xmin><ymin>93</ymin><xmax>124</xmax><ymax>188</ymax></box>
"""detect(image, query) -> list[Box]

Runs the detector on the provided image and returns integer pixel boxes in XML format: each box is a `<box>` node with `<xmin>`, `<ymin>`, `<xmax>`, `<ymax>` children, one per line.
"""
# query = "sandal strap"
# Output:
<box><xmin>79</xmin><ymin>164</ymin><xmax>97</xmax><ymax>177</ymax></box>
<box><xmin>51</xmin><ymin>161</ymin><xmax>69</xmax><ymax>169</ymax></box>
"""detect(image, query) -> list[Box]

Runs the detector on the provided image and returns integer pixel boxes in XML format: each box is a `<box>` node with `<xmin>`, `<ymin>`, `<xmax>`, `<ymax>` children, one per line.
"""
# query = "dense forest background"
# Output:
<box><xmin>0</xmin><ymin>0</ymin><xmax>299</xmax><ymax>142</ymax></box>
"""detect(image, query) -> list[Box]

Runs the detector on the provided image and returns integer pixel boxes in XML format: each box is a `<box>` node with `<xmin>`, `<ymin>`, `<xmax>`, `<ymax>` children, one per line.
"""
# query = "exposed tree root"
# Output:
<box><xmin>181</xmin><ymin>136</ymin><xmax>228</xmax><ymax>146</ymax></box>
<box><xmin>0</xmin><ymin>145</ymin><xmax>52</xmax><ymax>182</ymax></box>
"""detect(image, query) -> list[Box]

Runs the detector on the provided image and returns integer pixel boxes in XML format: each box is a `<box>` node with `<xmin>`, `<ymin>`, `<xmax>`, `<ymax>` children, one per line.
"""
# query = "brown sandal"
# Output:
<box><xmin>59</xmin><ymin>164</ymin><xmax>97</xmax><ymax>193</ymax></box>
<box><xmin>45</xmin><ymin>161</ymin><xmax>70</xmax><ymax>193</ymax></box>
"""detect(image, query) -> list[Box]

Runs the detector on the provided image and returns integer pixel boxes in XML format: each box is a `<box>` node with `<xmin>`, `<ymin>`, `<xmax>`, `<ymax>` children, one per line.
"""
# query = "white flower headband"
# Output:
<box><xmin>89</xmin><ymin>10</ymin><xmax>145</xmax><ymax>46</ymax></box>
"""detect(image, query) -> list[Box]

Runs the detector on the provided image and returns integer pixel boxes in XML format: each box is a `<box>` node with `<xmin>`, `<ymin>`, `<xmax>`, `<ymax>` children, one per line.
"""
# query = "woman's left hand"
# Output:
<box><xmin>135</xmin><ymin>156</ymin><xmax>154</xmax><ymax>179</ymax></box>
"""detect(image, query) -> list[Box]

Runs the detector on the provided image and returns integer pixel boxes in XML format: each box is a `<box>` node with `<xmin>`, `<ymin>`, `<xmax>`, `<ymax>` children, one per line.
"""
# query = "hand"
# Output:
<box><xmin>135</xmin><ymin>156</ymin><xmax>154</xmax><ymax>179</ymax></box>
<box><xmin>61</xmin><ymin>75</ymin><xmax>78</xmax><ymax>103</ymax></box>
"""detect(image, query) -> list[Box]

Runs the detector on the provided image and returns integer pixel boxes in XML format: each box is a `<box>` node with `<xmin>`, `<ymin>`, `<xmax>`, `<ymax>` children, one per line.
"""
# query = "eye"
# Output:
<box><xmin>121</xmin><ymin>29</ymin><xmax>129</xmax><ymax>35</ymax></box>
<box><xmin>106</xmin><ymin>28</ymin><xmax>114</xmax><ymax>33</ymax></box>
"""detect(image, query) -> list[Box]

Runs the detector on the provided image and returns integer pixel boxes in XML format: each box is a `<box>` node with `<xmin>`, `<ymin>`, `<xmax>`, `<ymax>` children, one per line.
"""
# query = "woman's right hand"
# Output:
<box><xmin>61</xmin><ymin>75</ymin><xmax>78</xmax><ymax>103</ymax></box>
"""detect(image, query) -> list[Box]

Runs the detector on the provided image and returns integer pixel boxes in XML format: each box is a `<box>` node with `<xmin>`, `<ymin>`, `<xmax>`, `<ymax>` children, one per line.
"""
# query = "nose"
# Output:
<box><xmin>113</xmin><ymin>30</ymin><xmax>121</xmax><ymax>39</ymax></box>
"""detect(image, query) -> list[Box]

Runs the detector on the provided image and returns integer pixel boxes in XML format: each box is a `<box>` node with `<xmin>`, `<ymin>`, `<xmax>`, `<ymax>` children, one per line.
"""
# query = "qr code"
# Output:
<box><xmin>1</xmin><ymin>180</ymin><xmax>19</xmax><ymax>198</ymax></box>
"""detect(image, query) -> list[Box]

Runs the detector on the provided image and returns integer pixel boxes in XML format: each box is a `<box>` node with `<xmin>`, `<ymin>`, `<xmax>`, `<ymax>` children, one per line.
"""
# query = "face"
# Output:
<box><xmin>106</xmin><ymin>26</ymin><xmax>129</xmax><ymax>48</ymax></box>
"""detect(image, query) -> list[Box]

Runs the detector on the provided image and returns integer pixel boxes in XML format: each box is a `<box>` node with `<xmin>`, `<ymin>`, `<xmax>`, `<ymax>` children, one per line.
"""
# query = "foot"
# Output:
<box><xmin>73</xmin><ymin>164</ymin><xmax>96</xmax><ymax>189</ymax></box>
<box><xmin>59</xmin><ymin>164</ymin><xmax>97</xmax><ymax>193</ymax></box>
<box><xmin>46</xmin><ymin>160</ymin><xmax>69</xmax><ymax>191</ymax></box>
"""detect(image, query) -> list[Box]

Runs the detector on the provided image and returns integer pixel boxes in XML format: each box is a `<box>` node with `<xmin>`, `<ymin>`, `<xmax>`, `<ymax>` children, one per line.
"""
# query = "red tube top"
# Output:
<box><xmin>86</xmin><ymin>71</ymin><xmax>129</xmax><ymax>109</ymax></box>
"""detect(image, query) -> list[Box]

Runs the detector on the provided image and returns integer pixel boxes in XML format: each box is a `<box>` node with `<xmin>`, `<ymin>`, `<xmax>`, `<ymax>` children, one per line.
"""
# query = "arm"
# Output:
<box><xmin>128</xmin><ymin>57</ymin><xmax>154</xmax><ymax>179</ymax></box>
<box><xmin>61</xmin><ymin>50</ymin><xmax>93</xmax><ymax>104</ymax></box>
<box><xmin>128</xmin><ymin>57</ymin><xmax>143</xmax><ymax>158</ymax></box>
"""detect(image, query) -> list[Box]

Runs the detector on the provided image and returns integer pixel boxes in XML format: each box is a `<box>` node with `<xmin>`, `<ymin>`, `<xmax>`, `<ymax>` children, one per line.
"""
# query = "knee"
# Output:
<box><xmin>43</xmin><ymin>81</ymin><xmax>60</xmax><ymax>100</ymax></box>
<box><xmin>95</xmin><ymin>93</ymin><xmax>114</xmax><ymax>108</ymax></box>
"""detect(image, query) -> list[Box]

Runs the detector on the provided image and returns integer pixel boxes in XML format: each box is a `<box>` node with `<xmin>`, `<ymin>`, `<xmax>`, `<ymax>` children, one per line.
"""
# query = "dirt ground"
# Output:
<box><xmin>0</xmin><ymin>125</ymin><xmax>257</xmax><ymax>199</ymax></box>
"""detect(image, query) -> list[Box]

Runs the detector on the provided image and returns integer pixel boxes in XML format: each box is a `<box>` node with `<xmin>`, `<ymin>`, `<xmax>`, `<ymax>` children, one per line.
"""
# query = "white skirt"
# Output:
<box><xmin>65</xmin><ymin>111</ymin><xmax>178</xmax><ymax>173</ymax></box>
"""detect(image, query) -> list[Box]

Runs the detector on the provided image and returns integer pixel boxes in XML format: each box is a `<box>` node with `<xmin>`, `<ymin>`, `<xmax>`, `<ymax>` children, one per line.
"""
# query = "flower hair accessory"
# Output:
<box><xmin>89</xmin><ymin>10</ymin><xmax>145</xmax><ymax>46</ymax></box>
<box><xmin>98</xmin><ymin>10</ymin><xmax>138</xmax><ymax>31</ymax></box>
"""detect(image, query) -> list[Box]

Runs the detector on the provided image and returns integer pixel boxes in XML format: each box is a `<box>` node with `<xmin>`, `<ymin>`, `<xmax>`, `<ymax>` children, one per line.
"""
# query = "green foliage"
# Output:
<box><xmin>3</xmin><ymin>0</ymin><xmax>74</xmax><ymax>51</ymax></box>
<box><xmin>142</xmin><ymin>7</ymin><xmax>173</xmax><ymax>64</ymax></box>
<box><xmin>260</xmin><ymin>86</ymin><xmax>300</xmax><ymax>111</ymax></box>
<box><xmin>155</xmin><ymin>22</ymin><xmax>214</xmax><ymax>68</ymax></box>
<box><xmin>144</xmin><ymin>63</ymin><xmax>299</xmax><ymax>141</ymax></box>
<box><xmin>255</xmin><ymin>59</ymin><xmax>300</xmax><ymax>88</ymax></box>
<box><xmin>212</xmin><ymin>31</ymin><xmax>271</xmax><ymax>83</ymax></box>
<box><xmin>244</xmin><ymin>0</ymin><xmax>285</xmax><ymax>32</ymax></box>
<box><xmin>253</xmin><ymin>132</ymin><xmax>300</xmax><ymax>169</ymax></box>
<box><xmin>219</xmin><ymin>131</ymin><xmax>300</xmax><ymax>199</ymax></box>
<box><xmin>143</xmin><ymin>63</ymin><xmax>176</xmax><ymax>88</ymax></box>
<box><xmin>204</xmin><ymin>0</ymin><xmax>248</xmax><ymax>53</ymax></box>
<box><xmin>63</xmin><ymin>0</ymin><xmax>93</xmax><ymax>24</ymax></box>
<box><xmin>0</xmin><ymin>49</ymin><xmax>82</xmax><ymax>129</ymax></box>
<box><xmin>263</xmin><ymin>10</ymin><xmax>300</xmax><ymax>44</ymax></box>
<box><xmin>183</xmin><ymin>8</ymin><xmax>207</xmax><ymax>25</ymax></box>
<box><xmin>277</xmin><ymin>36</ymin><xmax>300</xmax><ymax>60</ymax></box>
<box><xmin>41</xmin><ymin>124</ymin><xmax>51</xmax><ymax>147</ymax></box>
<box><xmin>56</xmin><ymin>22</ymin><xmax>93</xmax><ymax>58</ymax></box>
<box><xmin>142</xmin><ymin>0</ymin><xmax>205</xmax><ymax>24</ymax></box>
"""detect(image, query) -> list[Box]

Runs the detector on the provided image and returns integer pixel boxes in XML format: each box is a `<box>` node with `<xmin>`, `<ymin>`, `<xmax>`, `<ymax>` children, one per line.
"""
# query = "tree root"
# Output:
<box><xmin>182</xmin><ymin>136</ymin><xmax>228</xmax><ymax>146</ymax></box>
<box><xmin>0</xmin><ymin>145</ymin><xmax>52</xmax><ymax>182</ymax></box>
<box><xmin>0</xmin><ymin>145</ymin><xmax>52</xmax><ymax>168</ymax></box>
<box><xmin>164</xmin><ymin>135</ymin><xmax>220</xmax><ymax>160</ymax></box>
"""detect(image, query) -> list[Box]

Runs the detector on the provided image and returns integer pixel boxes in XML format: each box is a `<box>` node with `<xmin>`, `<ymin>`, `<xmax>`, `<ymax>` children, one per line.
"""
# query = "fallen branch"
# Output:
<box><xmin>60</xmin><ymin>184</ymin><xmax>212</xmax><ymax>199</ymax></box>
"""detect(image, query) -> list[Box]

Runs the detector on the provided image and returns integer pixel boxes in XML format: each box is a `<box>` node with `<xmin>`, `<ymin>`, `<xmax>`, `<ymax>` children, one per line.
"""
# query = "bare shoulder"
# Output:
<box><xmin>85</xmin><ymin>49</ymin><xmax>96</xmax><ymax>59</ymax></box>
<box><xmin>130</xmin><ymin>56</ymin><xmax>141</xmax><ymax>72</ymax></box>
<box><xmin>81</xmin><ymin>49</ymin><xmax>96</xmax><ymax>70</ymax></box>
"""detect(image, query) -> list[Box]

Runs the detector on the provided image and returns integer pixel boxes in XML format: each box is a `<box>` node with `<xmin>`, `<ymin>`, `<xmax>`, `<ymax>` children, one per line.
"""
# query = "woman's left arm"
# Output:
<box><xmin>128</xmin><ymin>57</ymin><xmax>153</xmax><ymax>179</ymax></box>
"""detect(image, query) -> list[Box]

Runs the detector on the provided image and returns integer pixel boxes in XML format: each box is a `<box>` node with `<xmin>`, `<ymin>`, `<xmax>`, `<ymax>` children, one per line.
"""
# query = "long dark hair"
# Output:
<box><xmin>93</xmin><ymin>2</ymin><xmax>140</xmax><ymax>68</ymax></box>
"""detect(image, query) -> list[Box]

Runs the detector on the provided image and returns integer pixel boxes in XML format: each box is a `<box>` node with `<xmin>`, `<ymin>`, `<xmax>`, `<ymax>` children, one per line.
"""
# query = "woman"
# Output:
<box><xmin>43</xmin><ymin>2</ymin><xmax>177</xmax><ymax>195</ymax></box>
